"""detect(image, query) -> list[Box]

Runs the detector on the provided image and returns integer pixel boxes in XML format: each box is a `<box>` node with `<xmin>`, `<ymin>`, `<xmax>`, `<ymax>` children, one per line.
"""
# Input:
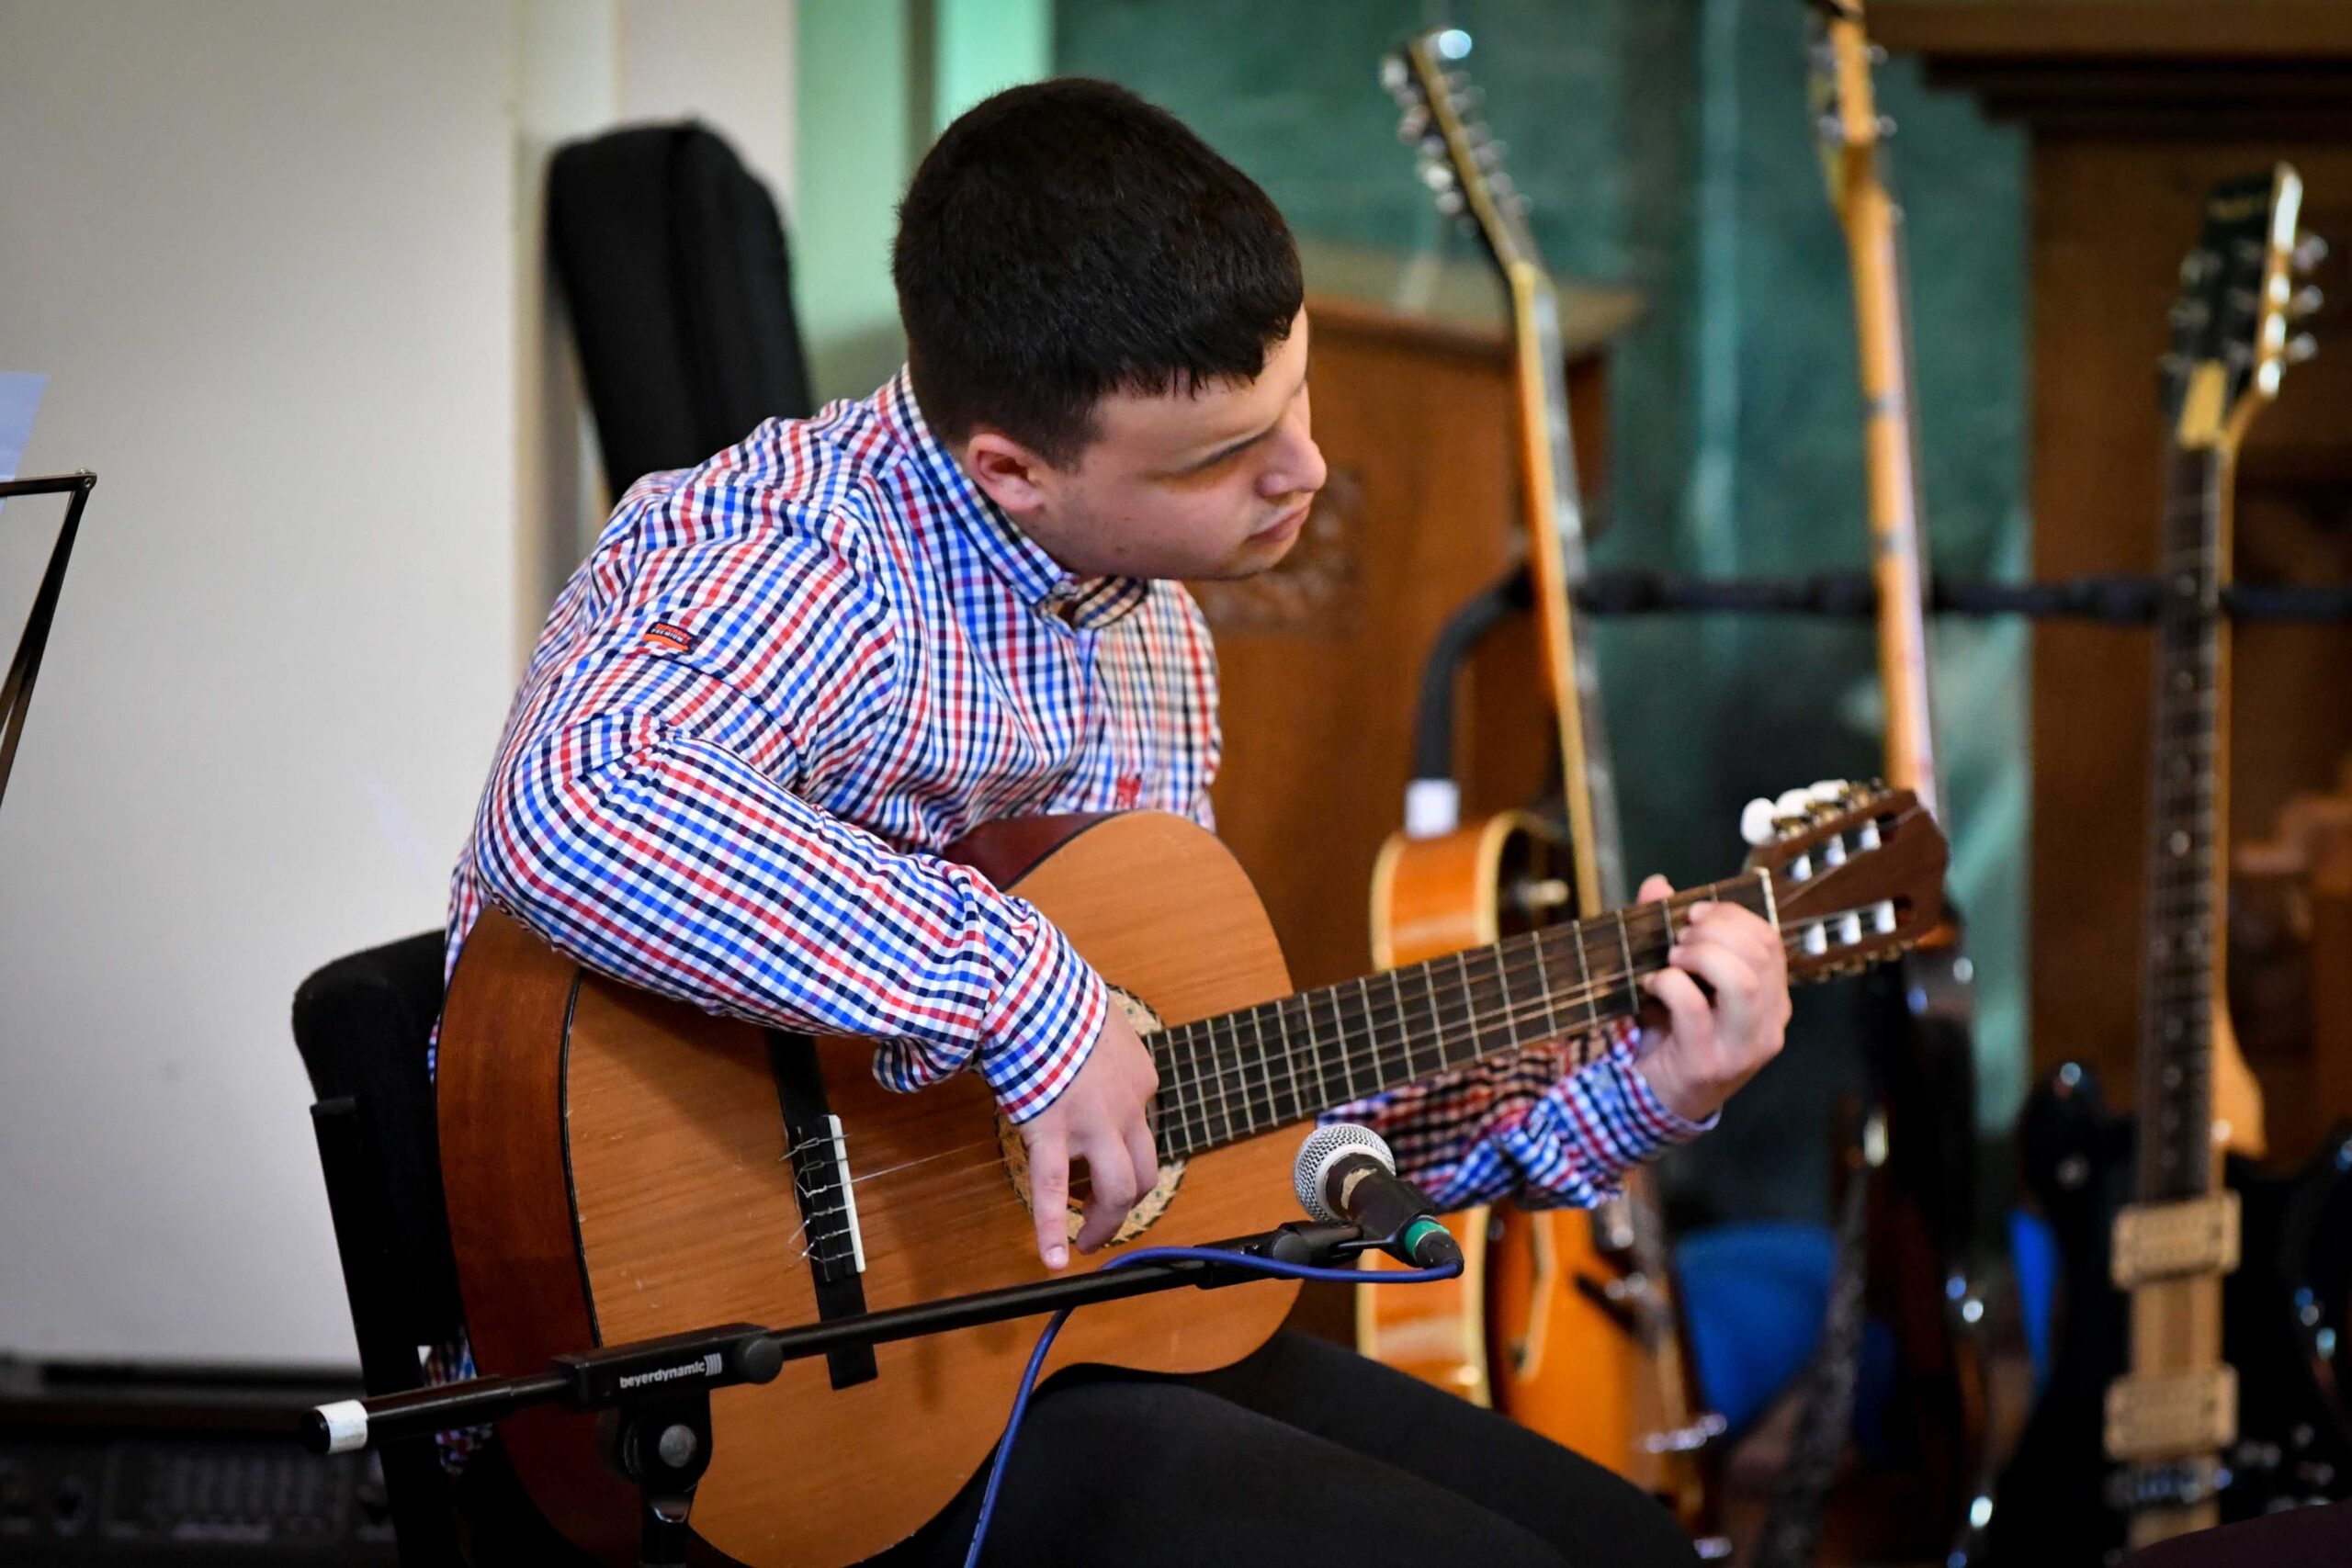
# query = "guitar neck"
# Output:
<box><xmin>1509</xmin><ymin>265</ymin><xmax>1626</xmax><ymax>911</ymax></box>
<box><xmin>2134</xmin><ymin>443</ymin><xmax>2229</xmax><ymax>1203</ymax></box>
<box><xmin>1148</xmin><ymin>871</ymin><xmax>1772</xmax><ymax>1162</ymax></box>
<box><xmin>1824</xmin><ymin>34</ymin><xmax>1940</xmax><ymax>818</ymax></box>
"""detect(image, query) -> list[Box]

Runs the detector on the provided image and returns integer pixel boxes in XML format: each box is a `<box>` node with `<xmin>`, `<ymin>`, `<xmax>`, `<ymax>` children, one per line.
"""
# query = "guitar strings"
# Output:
<box><xmin>1152</xmin><ymin>889</ymin><xmax>1742</xmax><ymax>1128</ymax></box>
<box><xmin>773</xmin><ymin>905</ymin><xmax>1840</xmax><ymax>1222</ymax></box>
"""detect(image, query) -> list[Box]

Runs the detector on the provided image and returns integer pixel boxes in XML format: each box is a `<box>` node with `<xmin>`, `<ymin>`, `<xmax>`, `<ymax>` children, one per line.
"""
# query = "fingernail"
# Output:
<box><xmin>1046</xmin><ymin>1246</ymin><xmax>1068</xmax><ymax>1269</ymax></box>
<box><xmin>1687</xmin><ymin>902</ymin><xmax>1714</xmax><ymax>918</ymax></box>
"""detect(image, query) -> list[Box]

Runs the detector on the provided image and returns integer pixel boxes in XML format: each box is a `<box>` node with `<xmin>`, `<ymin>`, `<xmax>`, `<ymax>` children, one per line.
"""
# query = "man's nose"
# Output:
<box><xmin>1262</xmin><ymin>426</ymin><xmax>1328</xmax><ymax>502</ymax></box>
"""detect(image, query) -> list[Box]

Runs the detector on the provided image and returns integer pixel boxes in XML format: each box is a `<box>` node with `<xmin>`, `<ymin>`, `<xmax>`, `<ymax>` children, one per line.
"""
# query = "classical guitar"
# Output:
<box><xmin>1799</xmin><ymin>5</ymin><xmax>1992</xmax><ymax>1558</ymax></box>
<box><xmin>1360</xmin><ymin>27</ymin><xmax>1721</xmax><ymax>1536</ymax></box>
<box><xmin>1986</xmin><ymin>166</ymin><xmax>2340</xmax><ymax>1561</ymax></box>
<box><xmin>438</xmin><ymin>786</ymin><xmax>1945</xmax><ymax>1567</ymax></box>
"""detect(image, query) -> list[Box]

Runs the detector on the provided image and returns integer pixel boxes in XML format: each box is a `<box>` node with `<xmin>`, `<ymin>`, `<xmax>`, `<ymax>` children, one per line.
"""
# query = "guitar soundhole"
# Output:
<box><xmin>996</xmin><ymin>987</ymin><xmax>1187</xmax><ymax>1247</ymax></box>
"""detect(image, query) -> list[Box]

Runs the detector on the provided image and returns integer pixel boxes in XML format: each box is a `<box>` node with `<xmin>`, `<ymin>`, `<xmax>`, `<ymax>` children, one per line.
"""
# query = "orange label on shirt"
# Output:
<box><xmin>643</xmin><ymin>621</ymin><xmax>695</xmax><ymax>653</ymax></box>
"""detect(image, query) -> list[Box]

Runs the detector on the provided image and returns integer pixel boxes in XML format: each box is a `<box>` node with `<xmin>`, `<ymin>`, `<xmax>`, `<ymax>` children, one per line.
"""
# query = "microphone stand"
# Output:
<box><xmin>303</xmin><ymin>1219</ymin><xmax>1380</xmax><ymax>1567</ymax></box>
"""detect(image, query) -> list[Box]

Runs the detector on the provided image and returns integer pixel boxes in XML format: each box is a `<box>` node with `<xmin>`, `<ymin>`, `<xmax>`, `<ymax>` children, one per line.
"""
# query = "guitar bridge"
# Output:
<box><xmin>2105</xmin><ymin>1366</ymin><xmax>2237</xmax><ymax>1461</ymax></box>
<box><xmin>2110</xmin><ymin>1191</ymin><xmax>2240</xmax><ymax>1289</ymax></box>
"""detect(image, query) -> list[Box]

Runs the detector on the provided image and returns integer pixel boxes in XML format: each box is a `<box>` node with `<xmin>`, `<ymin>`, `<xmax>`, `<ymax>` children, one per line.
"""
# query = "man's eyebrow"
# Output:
<box><xmin>1170</xmin><ymin>367</ymin><xmax>1309</xmax><ymax>475</ymax></box>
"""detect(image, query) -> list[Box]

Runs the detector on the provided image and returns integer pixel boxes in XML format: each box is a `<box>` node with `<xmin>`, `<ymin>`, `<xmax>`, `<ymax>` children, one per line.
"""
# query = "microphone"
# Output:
<box><xmin>1293</xmin><ymin>1124</ymin><xmax>1462</xmax><ymax>1269</ymax></box>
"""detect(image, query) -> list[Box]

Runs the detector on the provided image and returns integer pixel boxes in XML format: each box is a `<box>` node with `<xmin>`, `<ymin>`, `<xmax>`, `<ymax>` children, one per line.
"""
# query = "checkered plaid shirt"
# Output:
<box><xmin>447</xmin><ymin>369</ymin><xmax>1705</xmax><ymax>1213</ymax></box>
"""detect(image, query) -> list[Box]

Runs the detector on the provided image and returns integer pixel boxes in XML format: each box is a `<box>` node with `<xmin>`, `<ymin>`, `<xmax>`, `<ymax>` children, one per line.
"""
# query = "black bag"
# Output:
<box><xmin>547</xmin><ymin>121</ymin><xmax>815</xmax><ymax>496</ymax></box>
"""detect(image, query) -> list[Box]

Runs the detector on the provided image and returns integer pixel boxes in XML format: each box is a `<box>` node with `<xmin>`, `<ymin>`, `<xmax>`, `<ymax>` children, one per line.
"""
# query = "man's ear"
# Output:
<box><xmin>962</xmin><ymin>430</ymin><xmax>1057</xmax><ymax>519</ymax></box>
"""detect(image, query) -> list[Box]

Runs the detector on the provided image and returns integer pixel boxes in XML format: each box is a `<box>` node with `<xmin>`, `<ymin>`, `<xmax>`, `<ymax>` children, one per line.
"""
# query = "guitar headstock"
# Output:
<box><xmin>1740</xmin><ymin>781</ymin><xmax>1947</xmax><ymax>982</ymax></box>
<box><xmin>1805</xmin><ymin>0</ymin><xmax>1886</xmax><ymax>203</ymax></box>
<box><xmin>1380</xmin><ymin>28</ymin><xmax>1537</xmax><ymax>275</ymax></box>
<box><xmin>2164</xmin><ymin>164</ymin><xmax>2323</xmax><ymax>450</ymax></box>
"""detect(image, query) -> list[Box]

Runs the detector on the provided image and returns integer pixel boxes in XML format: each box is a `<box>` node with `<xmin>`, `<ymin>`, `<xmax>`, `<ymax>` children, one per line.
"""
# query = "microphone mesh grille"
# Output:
<box><xmin>1292</xmin><ymin>1122</ymin><xmax>1396</xmax><ymax>1222</ymax></box>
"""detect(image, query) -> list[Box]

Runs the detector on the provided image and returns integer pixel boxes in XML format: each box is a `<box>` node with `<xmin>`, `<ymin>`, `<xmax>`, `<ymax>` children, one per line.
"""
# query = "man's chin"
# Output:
<box><xmin>1192</xmin><ymin>531</ymin><xmax>1301</xmax><ymax>582</ymax></box>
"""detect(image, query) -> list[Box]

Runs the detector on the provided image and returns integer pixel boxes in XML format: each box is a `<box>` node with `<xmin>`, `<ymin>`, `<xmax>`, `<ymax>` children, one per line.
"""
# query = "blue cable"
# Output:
<box><xmin>961</xmin><ymin>1245</ymin><xmax>1465</xmax><ymax>1568</ymax></box>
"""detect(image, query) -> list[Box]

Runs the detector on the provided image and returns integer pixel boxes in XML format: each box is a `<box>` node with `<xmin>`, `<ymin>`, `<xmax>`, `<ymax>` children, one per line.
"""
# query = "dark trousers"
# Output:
<box><xmin>862</xmin><ymin>1329</ymin><xmax>1701</xmax><ymax>1568</ymax></box>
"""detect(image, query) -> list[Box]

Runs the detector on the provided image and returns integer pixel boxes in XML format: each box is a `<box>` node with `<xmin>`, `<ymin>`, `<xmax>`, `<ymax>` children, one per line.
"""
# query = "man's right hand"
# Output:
<box><xmin>1018</xmin><ymin>1005</ymin><xmax>1160</xmax><ymax>1268</ymax></box>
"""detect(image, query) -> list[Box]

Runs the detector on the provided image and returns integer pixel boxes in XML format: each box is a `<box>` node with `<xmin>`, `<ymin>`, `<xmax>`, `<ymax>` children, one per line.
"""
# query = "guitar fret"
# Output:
<box><xmin>1614</xmin><ymin>909</ymin><xmax>1638</xmax><ymax>1008</ymax></box>
<box><xmin>1264</xmin><ymin>1003</ymin><xmax>1300</xmax><ymax>1128</ymax></box>
<box><xmin>1423</xmin><ymin>963</ymin><xmax>1449</xmax><ymax>1075</ymax></box>
<box><xmin>1167</xmin><ymin>1024</ymin><xmax>1200</xmax><ymax>1155</ymax></box>
<box><xmin>1218</xmin><ymin>1012</ymin><xmax>1252</xmax><ymax>1140</ymax></box>
<box><xmin>1454</xmin><ymin>951</ymin><xmax>1478</xmax><ymax>1067</ymax></box>
<box><xmin>1529</xmin><ymin>930</ymin><xmax>1559</xmax><ymax>1043</ymax></box>
<box><xmin>1571</xmin><ymin>919</ymin><xmax>1600</xmax><ymax>1032</ymax></box>
<box><xmin>1388</xmin><ymin>969</ymin><xmax>1418</xmax><ymax>1088</ymax></box>
<box><xmin>1293</xmin><ymin>995</ymin><xmax>1327</xmax><ymax>1114</ymax></box>
<box><xmin>1329</xmin><ymin>987</ymin><xmax>1359</xmax><ymax>1105</ymax></box>
<box><xmin>1354</xmin><ymin>976</ymin><xmax>1383</xmax><ymax>1097</ymax></box>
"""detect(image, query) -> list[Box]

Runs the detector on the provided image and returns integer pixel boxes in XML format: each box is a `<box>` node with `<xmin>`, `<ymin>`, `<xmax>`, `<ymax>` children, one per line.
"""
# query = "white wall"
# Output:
<box><xmin>0</xmin><ymin>0</ymin><xmax>797</xmax><ymax>1367</ymax></box>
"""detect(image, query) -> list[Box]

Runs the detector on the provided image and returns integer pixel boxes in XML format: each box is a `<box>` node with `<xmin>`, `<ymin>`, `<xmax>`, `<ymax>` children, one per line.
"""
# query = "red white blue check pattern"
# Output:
<box><xmin>447</xmin><ymin>368</ymin><xmax>1704</xmax><ymax>1206</ymax></box>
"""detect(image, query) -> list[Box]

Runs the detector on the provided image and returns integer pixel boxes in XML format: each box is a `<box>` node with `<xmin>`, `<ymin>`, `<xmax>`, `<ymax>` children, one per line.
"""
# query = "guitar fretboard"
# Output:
<box><xmin>2135</xmin><ymin>445</ymin><xmax>2224</xmax><ymax>1204</ymax></box>
<box><xmin>1145</xmin><ymin>872</ymin><xmax>1774</xmax><ymax>1162</ymax></box>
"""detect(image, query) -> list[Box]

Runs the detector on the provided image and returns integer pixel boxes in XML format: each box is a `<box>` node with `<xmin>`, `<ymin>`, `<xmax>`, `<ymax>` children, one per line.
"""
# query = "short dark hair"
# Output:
<box><xmin>893</xmin><ymin>78</ymin><xmax>1303</xmax><ymax>466</ymax></box>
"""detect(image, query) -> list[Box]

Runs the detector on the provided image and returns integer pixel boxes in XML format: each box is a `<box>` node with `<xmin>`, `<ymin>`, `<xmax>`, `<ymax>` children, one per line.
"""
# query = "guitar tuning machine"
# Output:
<box><xmin>2294</xmin><ymin>232</ymin><xmax>2330</xmax><ymax>276</ymax></box>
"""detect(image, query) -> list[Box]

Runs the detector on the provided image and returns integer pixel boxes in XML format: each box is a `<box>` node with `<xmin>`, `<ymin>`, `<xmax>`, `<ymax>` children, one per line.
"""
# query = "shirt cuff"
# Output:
<box><xmin>1529</xmin><ymin>1053</ymin><xmax>1716</xmax><ymax>1199</ymax></box>
<box><xmin>974</xmin><ymin>915</ymin><xmax>1109</xmax><ymax>1124</ymax></box>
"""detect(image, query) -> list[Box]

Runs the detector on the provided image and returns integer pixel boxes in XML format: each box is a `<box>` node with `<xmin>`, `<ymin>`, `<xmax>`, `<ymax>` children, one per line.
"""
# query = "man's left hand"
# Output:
<box><xmin>1628</xmin><ymin>873</ymin><xmax>1792</xmax><ymax>1123</ymax></box>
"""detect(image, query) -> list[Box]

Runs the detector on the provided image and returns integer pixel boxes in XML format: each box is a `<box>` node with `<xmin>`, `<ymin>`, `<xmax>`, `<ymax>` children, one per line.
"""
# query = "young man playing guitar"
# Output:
<box><xmin>447</xmin><ymin>80</ymin><xmax>1790</xmax><ymax>1568</ymax></box>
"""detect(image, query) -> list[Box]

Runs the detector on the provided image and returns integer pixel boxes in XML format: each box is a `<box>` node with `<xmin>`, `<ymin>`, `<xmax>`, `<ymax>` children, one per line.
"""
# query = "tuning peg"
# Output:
<box><xmin>2287</xmin><ymin>332</ymin><xmax>2320</xmax><ymax>365</ymax></box>
<box><xmin>1876</xmin><ymin>115</ymin><xmax>1896</xmax><ymax>139</ymax></box>
<box><xmin>1868</xmin><ymin>43</ymin><xmax>1888</xmax><ymax>64</ymax></box>
<box><xmin>1419</xmin><ymin>161</ymin><xmax>1456</xmax><ymax>192</ymax></box>
<box><xmin>1380</xmin><ymin>55</ymin><xmax>1410</xmax><ymax>95</ymax></box>
<box><xmin>2181</xmin><ymin>251</ymin><xmax>2220</xmax><ymax>287</ymax></box>
<box><xmin>1815</xmin><ymin>114</ymin><xmax>1848</xmax><ymax>146</ymax></box>
<box><xmin>2295</xmin><ymin>232</ymin><xmax>2330</xmax><ymax>274</ymax></box>
<box><xmin>1435</xmin><ymin>188</ymin><xmax>1466</xmax><ymax>218</ymax></box>
<box><xmin>1741</xmin><ymin>797</ymin><xmax>1780</xmax><ymax>847</ymax></box>
<box><xmin>1396</xmin><ymin>107</ymin><xmax>1430</xmax><ymax>143</ymax></box>
<box><xmin>2291</xmin><ymin>284</ymin><xmax>2324</xmax><ymax>320</ymax></box>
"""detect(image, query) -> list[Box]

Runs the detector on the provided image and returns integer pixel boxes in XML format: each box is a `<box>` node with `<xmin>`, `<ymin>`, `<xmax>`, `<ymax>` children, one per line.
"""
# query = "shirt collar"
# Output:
<box><xmin>877</xmin><ymin>368</ymin><xmax>1153</xmax><ymax>632</ymax></box>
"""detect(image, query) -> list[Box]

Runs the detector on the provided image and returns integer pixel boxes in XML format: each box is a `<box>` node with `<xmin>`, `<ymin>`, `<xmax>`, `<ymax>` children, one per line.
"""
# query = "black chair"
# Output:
<box><xmin>547</xmin><ymin>120</ymin><xmax>817</xmax><ymax>498</ymax></box>
<box><xmin>293</xmin><ymin>933</ymin><xmax>590</xmax><ymax>1566</ymax></box>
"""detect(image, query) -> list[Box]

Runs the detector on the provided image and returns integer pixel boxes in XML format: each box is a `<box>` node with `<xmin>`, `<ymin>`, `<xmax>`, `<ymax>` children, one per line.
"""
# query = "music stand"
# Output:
<box><xmin>0</xmin><ymin>471</ymin><xmax>95</xmax><ymax>810</ymax></box>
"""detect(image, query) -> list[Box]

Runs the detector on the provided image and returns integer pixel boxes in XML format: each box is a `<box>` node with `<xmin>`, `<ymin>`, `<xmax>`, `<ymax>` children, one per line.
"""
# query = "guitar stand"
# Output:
<box><xmin>303</xmin><ymin>1221</ymin><xmax>1380</xmax><ymax>1562</ymax></box>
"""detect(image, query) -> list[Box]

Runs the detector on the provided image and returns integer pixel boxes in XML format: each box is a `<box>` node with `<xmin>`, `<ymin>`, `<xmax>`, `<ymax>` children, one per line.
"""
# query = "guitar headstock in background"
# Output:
<box><xmin>2165</xmin><ymin>164</ymin><xmax>2324</xmax><ymax>451</ymax></box>
<box><xmin>1381</xmin><ymin>28</ymin><xmax>1538</xmax><ymax>276</ymax></box>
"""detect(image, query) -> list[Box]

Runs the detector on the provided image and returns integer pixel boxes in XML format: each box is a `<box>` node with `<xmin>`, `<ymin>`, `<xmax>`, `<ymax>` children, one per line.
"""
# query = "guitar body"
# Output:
<box><xmin>1988</xmin><ymin>1055</ymin><xmax>2352</xmax><ymax>1564</ymax></box>
<box><xmin>436</xmin><ymin>784</ymin><xmax>1943</xmax><ymax>1567</ymax></box>
<box><xmin>1487</xmin><ymin>1199</ymin><xmax>1708</xmax><ymax>1517</ymax></box>
<box><xmin>438</xmin><ymin>812</ymin><xmax>1302</xmax><ymax>1568</ymax></box>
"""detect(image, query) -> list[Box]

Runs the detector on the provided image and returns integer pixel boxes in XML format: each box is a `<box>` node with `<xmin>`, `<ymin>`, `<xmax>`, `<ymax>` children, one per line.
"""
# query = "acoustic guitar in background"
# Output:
<box><xmin>1362</xmin><ymin>28</ymin><xmax>1725</xmax><ymax>1549</ymax></box>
